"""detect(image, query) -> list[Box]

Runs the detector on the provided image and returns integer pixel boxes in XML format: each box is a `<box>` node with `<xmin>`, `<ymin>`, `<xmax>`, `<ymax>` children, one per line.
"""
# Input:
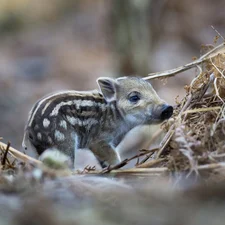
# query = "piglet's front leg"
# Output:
<box><xmin>90</xmin><ymin>141</ymin><xmax>121</xmax><ymax>168</ymax></box>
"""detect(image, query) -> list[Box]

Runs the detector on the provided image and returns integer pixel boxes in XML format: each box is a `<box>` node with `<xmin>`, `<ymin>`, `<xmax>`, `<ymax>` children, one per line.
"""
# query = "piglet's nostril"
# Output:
<box><xmin>160</xmin><ymin>105</ymin><xmax>173</xmax><ymax>120</ymax></box>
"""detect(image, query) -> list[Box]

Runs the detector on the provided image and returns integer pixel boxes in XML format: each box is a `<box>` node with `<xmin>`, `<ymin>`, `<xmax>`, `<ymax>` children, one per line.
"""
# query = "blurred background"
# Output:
<box><xmin>0</xmin><ymin>0</ymin><xmax>225</xmax><ymax>153</ymax></box>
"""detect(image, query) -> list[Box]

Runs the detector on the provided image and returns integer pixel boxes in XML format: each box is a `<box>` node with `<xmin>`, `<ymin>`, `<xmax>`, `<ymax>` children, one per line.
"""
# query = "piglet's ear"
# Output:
<box><xmin>97</xmin><ymin>77</ymin><xmax>118</xmax><ymax>102</ymax></box>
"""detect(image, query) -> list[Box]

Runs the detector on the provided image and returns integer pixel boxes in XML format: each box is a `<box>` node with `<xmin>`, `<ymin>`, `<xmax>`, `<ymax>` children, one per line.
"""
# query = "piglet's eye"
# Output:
<box><xmin>129</xmin><ymin>95</ymin><xmax>140</xmax><ymax>103</ymax></box>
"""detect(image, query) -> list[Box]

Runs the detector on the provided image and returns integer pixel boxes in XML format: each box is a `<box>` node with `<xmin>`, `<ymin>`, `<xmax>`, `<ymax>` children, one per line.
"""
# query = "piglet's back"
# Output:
<box><xmin>23</xmin><ymin>90</ymin><xmax>106</xmax><ymax>155</ymax></box>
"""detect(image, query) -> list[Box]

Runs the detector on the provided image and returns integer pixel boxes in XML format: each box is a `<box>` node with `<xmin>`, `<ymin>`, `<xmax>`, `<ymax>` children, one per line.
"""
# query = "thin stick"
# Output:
<box><xmin>136</xmin><ymin>158</ymin><xmax>164</xmax><ymax>168</ymax></box>
<box><xmin>182</xmin><ymin>106</ymin><xmax>221</xmax><ymax>114</ymax></box>
<box><xmin>0</xmin><ymin>141</ymin><xmax>41</xmax><ymax>165</ymax></box>
<box><xmin>78</xmin><ymin>162</ymin><xmax>225</xmax><ymax>175</ymax></box>
<box><xmin>1</xmin><ymin>142</ymin><xmax>10</xmax><ymax>166</ymax></box>
<box><xmin>101</xmin><ymin>149</ymin><xmax>157</xmax><ymax>174</ymax></box>
<box><xmin>209</xmin><ymin>153</ymin><xmax>225</xmax><ymax>159</ymax></box>
<box><xmin>211</xmin><ymin>25</ymin><xmax>225</xmax><ymax>41</ymax></box>
<box><xmin>210</xmin><ymin>57</ymin><xmax>225</xmax><ymax>79</ymax></box>
<box><xmin>156</xmin><ymin>129</ymin><xmax>174</xmax><ymax>158</ymax></box>
<box><xmin>144</xmin><ymin>42</ymin><xmax>225</xmax><ymax>80</ymax></box>
<box><xmin>198</xmin><ymin>162</ymin><xmax>225</xmax><ymax>170</ymax></box>
<box><xmin>83</xmin><ymin>167</ymin><xmax>168</xmax><ymax>175</ymax></box>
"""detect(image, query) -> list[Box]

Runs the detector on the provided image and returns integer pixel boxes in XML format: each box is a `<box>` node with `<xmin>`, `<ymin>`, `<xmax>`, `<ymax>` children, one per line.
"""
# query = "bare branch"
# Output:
<box><xmin>0</xmin><ymin>141</ymin><xmax>41</xmax><ymax>165</ymax></box>
<box><xmin>144</xmin><ymin>42</ymin><xmax>225</xmax><ymax>80</ymax></box>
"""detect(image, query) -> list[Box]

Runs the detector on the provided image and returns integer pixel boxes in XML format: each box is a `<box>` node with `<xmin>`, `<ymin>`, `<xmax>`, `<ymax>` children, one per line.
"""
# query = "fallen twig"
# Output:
<box><xmin>83</xmin><ymin>167</ymin><xmax>168</xmax><ymax>175</ymax></box>
<box><xmin>144</xmin><ymin>42</ymin><xmax>225</xmax><ymax>80</ymax></box>
<box><xmin>136</xmin><ymin>158</ymin><xmax>165</xmax><ymax>168</ymax></box>
<box><xmin>1</xmin><ymin>142</ymin><xmax>10</xmax><ymax>167</ymax></box>
<box><xmin>0</xmin><ymin>141</ymin><xmax>41</xmax><ymax>165</ymax></box>
<box><xmin>78</xmin><ymin>162</ymin><xmax>225</xmax><ymax>176</ymax></box>
<box><xmin>100</xmin><ymin>149</ymin><xmax>158</xmax><ymax>174</ymax></box>
<box><xmin>182</xmin><ymin>106</ymin><xmax>221</xmax><ymax>114</ymax></box>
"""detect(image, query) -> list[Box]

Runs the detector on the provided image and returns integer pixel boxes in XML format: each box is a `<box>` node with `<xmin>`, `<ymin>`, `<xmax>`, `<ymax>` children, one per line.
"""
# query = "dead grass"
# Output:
<box><xmin>88</xmin><ymin>40</ymin><xmax>225</xmax><ymax>179</ymax></box>
<box><xmin>159</xmin><ymin>42</ymin><xmax>225</xmax><ymax>179</ymax></box>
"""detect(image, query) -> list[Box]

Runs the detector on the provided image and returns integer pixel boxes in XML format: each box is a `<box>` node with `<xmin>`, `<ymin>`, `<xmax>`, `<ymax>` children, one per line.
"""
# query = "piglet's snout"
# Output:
<box><xmin>152</xmin><ymin>104</ymin><xmax>173</xmax><ymax>121</ymax></box>
<box><xmin>160</xmin><ymin>104</ymin><xmax>173</xmax><ymax>120</ymax></box>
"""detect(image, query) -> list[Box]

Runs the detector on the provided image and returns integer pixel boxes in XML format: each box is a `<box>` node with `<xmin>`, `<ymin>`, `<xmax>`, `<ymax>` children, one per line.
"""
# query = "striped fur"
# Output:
<box><xmin>23</xmin><ymin>89</ymin><xmax>123</xmax><ymax>167</ymax></box>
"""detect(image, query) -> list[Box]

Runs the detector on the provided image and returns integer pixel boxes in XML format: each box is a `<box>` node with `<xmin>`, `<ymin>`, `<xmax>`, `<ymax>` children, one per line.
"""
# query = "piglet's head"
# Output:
<box><xmin>97</xmin><ymin>77</ymin><xmax>173</xmax><ymax>126</ymax></box>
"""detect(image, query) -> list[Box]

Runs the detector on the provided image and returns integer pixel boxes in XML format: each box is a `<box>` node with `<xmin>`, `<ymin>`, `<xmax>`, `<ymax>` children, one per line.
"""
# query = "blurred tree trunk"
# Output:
<box><xmin>109</xmin><ymin>0</ymin><xmax>152</xmax><ymax>76</ymax></box>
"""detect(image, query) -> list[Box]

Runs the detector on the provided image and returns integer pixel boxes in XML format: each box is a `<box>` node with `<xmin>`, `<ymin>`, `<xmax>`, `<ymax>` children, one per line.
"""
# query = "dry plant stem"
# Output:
<box><xmin>156</xmin><ymin>130</ymin><xmax>175</xmax><ymax>159</ymax></box>
<box><xmin>81</xmin><ymin>162</ymin><xmax>225</xmax><ymax>176</ymax></box>
<box><xmin>0</xmin><ymin>141</ymin><xmax>41</xmax><ymax>165</ymax></box>
<box><xmin>100</xmin><ymin>160</ymin><xmax>129</xmax><ymax>174</ymax></box>
<box><xmin>210</xmin><ymin>57</ymin><xmax>225</xmax><ymax>79</ymax></box>
<box><xmin>182</xmin><ymin>106</ymin><xmax>221</xmax><ymax>114</ymax></box>
<box><xmin>136</xmin><ymin>158</ymin><xmax>164</xmax><ymax>168</ymax></box>
<box><xmin>211</xmin><ymin>105</ymin><xmax>225</xmax><ymax>135</ymax></box>
<box><xmin>138</xmin><ymin>152</ymin><xmax>154</xmax><ymax>164</ymax></box>
<box><xmin>1</xmin><ymin>142</ymin><xmax>10</xmax><ymax>166</ymax></box>
<box><xmin>88</xmin><ymin>167</ymin><xmax>168</xmax><ymax>175</ymax></box>
<box><xmin>211</xmin><ymin>25</ymin><xmax>225</xmax><ymax>41</ymax></box>
<box><xmin>144</xmin><ymin>42</ymin><xmax>225</xmax><ymax>80</ymax></box>
<box><xmin>210</xmin><ymin>153</ymin><xmax>225</xmax><ymax>158</ymax></box>
<box><xmin>182</xmin><ymin>75</ymin><xmax>214</xmax><ymax>121</ymax></box>
<box><xmin>198</xmin><ymin>162</ymin><xmax>225</xmax><ymax>171</ymax></box>
<box><xmin>214</xmin><ymin>77</ymin><xmax>224</xmax><ymax>103</ymax></box>
<box><xmin>100</xmin><ymin>149</ymin><xmax>158</xmax><ymax>174</ymax></box>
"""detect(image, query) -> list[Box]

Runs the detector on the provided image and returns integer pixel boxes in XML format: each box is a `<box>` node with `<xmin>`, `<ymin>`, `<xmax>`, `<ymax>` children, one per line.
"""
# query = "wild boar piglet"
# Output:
<box><xmin>23</xmin><ymin>77</ymin><xmax>173</xmax><ymax>168</ymax></box>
